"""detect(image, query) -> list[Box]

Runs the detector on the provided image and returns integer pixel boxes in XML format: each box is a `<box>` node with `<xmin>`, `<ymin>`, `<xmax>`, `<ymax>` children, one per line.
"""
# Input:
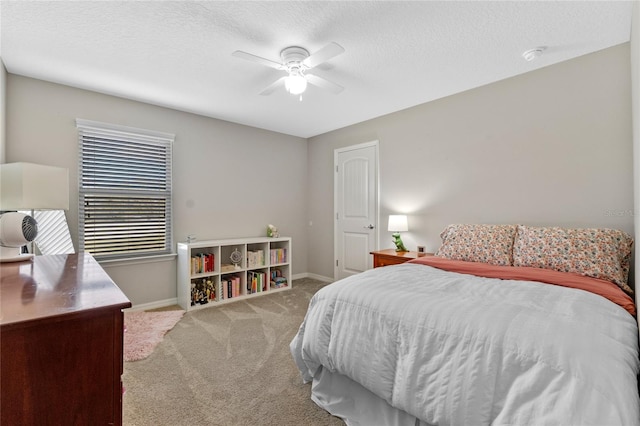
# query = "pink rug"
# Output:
<box><xmin>124</xmin><ymin>310</ymin><xmax>185</xmax><ymax>362</ymax></box>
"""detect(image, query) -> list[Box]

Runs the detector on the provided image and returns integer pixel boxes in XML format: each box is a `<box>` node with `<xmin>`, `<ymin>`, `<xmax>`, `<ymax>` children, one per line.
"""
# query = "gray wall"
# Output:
<box><xmin>308</xmin><ymin>44</ymin><xmax>634</xmax><ymax>280</ymax></box>
<box><xmin>6</xmin><ymin>75</ymin><xmax>309</xmax><ymax>305</ymax></box>
<box><xmin>0</xmin><ymin>60</ymin><xmax>6</xmax><ymax>163</ymax></box>
<box><xmin>5</xmin><ymin>42</ymin><xmax>635</xmax><ymax>304</ymax></box>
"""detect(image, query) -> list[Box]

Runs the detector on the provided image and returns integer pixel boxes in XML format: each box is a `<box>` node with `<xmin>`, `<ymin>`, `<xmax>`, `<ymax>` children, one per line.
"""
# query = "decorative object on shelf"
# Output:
<box><xmin>267</xmin><ymin>224</ymin><xmax>279</xmax><ymax>238</ymax></box>
<box><xmin>230</xmin><ymin>248</ymin><xmax>243</xmax><ymax>269</ymax></box>
<box><xmin>191</xmin><ymin>278</ymin><xmax>215</xmax><ymax>305</ymax></box>
<box><xmin>417</xmin><ymin>245</ymin><xmax>426</xmax><ymax>256</ymax></box>
<box><xmin>388</xmin><ymin>214</ymin><xmax>409</xmax><ymax>252</ymax></box>
<box><xmin>0</xmin><ymin>162</ymin><xmax>69</xmax><ymax>262</ymax></box>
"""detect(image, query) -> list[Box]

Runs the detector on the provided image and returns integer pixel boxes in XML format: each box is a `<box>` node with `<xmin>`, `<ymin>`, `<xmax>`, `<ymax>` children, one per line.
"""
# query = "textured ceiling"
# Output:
<box><xmin>0</xmin><ymin>1</ymin><xmax>633</xmax><ymax>138</ymax></box>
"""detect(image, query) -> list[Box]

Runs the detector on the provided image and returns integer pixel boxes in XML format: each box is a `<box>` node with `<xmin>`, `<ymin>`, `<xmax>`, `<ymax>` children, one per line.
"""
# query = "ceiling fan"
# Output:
<box><xmin>232</xmin><ymin>42</ymin><xmax>345</xmax><ymax>96</ymax></box>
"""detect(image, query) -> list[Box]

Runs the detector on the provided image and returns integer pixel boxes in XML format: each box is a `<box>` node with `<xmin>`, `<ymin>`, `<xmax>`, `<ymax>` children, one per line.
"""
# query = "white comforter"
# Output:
<box><xmin>291</xmin><ymin>263</ymin><xmax>640</xmax><ymax>425</ymax></box>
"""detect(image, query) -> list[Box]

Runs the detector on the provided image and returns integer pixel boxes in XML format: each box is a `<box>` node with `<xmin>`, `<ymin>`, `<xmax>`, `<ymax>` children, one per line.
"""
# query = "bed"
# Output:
<box><xmin>290</xmin><ymin>224</ymin><xmax>640</xmax><ymax>425</ymax></box>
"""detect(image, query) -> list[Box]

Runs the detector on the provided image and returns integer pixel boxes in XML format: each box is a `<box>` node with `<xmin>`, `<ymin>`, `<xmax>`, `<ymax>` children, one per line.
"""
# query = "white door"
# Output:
<box><xmin>334</xmin><ymin>141</ymin><xmax>378</xmax><ymax>280</ymax></box>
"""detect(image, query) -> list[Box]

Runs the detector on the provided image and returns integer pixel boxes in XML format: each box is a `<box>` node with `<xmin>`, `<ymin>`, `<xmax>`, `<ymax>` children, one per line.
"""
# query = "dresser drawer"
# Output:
<box><xmin>370</xmin><ymin>249</ymin><xmax>432</xmax><ymax>268</ymax></box>
<box><xmin>374</xmin><ymin>254</ymin><xmax>411</xmax><ymax>267</ymax></box>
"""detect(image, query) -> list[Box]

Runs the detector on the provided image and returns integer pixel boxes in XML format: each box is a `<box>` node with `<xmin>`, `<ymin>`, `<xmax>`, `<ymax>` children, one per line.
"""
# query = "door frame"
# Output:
<box><xmin>333</xmin><ymin>140</ymin><xmax>380</xmax><ymax>279</ymax></box>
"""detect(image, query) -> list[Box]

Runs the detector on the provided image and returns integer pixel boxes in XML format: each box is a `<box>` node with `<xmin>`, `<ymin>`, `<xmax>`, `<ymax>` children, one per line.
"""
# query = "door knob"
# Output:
<box><xmin>364</xmin><ymin>224</ymin><xmax>374</xmax><ymax>229</ymax></box>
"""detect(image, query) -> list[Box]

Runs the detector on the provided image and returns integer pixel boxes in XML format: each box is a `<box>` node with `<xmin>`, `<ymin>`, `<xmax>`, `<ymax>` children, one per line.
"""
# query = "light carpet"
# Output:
<box><xmin>124</xmin><ymin>310</ymin><xmax>185</xmax><ymax>362</ymax></box>
<box><xmin>123</xmin><ymin>278</ymin><xmax>344</xmax><ymax>425</ymax></box>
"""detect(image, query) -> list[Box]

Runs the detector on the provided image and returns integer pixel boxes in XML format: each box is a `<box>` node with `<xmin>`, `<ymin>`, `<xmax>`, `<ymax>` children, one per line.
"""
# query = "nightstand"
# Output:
<box><xmin>370</xmin><ymin>249</ymin><xmax>433</xmax><ymax>268</ymax></box>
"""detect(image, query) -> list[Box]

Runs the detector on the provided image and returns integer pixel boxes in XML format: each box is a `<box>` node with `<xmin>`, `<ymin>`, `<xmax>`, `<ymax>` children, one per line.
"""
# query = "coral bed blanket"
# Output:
<box><xmin>291</xmin><ymin>262</ymin><xmax>640</xmax><ymax>425</ymax></box>
<box><xmin>409</xmin><ymin>256</ymin><xmax>636</xmax><ymax>316</ymax></box>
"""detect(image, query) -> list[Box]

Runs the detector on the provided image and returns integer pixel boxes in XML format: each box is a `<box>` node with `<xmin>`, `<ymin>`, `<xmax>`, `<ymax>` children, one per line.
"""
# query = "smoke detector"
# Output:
<box><xmin>522</xmin><ymin>47</ymin><xmax>546</xmax><ymax>62</ymax></box>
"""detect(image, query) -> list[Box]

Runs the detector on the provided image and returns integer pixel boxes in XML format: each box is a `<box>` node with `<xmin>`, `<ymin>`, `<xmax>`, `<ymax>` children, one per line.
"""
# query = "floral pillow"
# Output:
<box><xmin>435</xmin><ymin>224</ymin><xmax>517</xmax><ymax>266</ymax></box>
<box><xmin>513</xmin><ymin>225</ymin><xmax>634</xmax><ymax>294</ymax></box>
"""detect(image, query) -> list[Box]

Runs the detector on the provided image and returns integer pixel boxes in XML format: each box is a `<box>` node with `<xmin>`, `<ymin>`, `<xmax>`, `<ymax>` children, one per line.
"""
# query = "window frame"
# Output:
<box><xmin>76</xmin><ymin>119</ymin><xmax>174</xmax><ymax>261</ymax></box>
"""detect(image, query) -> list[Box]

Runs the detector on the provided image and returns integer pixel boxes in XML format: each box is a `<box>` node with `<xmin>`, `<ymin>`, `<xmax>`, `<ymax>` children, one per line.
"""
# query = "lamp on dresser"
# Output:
<box><xmin>0</xmin><ymin>162</ymin><xmax>69</xmax><ymax>262</ymax></box>
<box><xmin>388</xmin><ymin>214</ymin><xmax>409</xmax><ymax>252</ymax></box>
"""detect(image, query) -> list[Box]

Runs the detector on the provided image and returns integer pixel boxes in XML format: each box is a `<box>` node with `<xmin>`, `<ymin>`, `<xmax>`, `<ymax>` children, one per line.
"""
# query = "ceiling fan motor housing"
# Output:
<box><xmin>280</xmin><ymin>46</ymin><xmax>310</xmax><ymax>71</ymax></box>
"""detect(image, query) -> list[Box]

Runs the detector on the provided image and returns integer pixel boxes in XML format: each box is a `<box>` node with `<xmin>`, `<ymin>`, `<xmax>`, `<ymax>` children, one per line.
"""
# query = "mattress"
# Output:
<box><xmin>290</xmin><ymin>261</ymin><xmax>640</xmax><ymax>425</ymax></box>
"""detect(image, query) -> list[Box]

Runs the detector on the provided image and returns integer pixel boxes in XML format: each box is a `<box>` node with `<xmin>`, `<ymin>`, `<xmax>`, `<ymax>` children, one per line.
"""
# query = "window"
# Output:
<box><xmin>30</xmin><ymin>210</ymin><xmax>75</xmax><ymax>255</ymax></box>
<box><xmin>76</xmin><ymin>119</ymin><xmax>173</xmax><ymax>260</ymax></box>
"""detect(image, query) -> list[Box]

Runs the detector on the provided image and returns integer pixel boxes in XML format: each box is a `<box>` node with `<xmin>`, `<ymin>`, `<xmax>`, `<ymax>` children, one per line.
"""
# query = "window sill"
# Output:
<box><xmin>97</xmin><ymin>253</ymin><xmax>177</xmax><ymax>267</ymax></box>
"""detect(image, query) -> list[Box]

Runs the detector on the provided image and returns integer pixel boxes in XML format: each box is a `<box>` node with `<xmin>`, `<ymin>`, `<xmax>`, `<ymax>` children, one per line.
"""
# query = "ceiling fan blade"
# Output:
<box><xmin>232</xmin><ymin>50</ymin><xmax>285</xmax><ymax>70</ymax></box>
<box><xmin>306</xmin><ymin>74</ymin><xmax>344</xmax><ymax>94</ymax></box>
<box><xmin>259</xmin><ymin>76</ymin><xmax>287</xmax><ymax>96</ymax></box>
<box><xmin>302</xmin><ymin>42</ymin><xmax>345</xmax><ymax>69</ymax></box>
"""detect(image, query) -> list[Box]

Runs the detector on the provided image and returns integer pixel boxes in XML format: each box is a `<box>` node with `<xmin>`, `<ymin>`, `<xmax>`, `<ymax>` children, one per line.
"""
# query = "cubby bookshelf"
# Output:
<box><xmin>177</xmin><ymin>237</ymin><xmax>291</xmax><ymax>311</ymax></box>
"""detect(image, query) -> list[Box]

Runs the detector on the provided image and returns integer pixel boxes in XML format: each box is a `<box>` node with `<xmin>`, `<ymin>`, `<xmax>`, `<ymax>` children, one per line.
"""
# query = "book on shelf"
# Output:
<box><xmin>220</xmin><ymin>264</ymin><xmax>236</xmax><ymax>273</ymax></box>
<box><xmin>234</xmin><ymin>276</ymin><xmax>240</xmax><ymax>297</ymax></box>
<box><xmin>270</xmin><ymin>248</ymin><xmax>287</xmax><ymax>264</ymax></box>
<box><xmin>270</xmin><ymin>269</ymin><xmax>287</xmax><ymax>288</ymax></box>
<box><xmin>247</xmin><ymin>271</ymin><xmax>267</xmax><ymax>294</ymax></box>
<box><xmin>218</xmin><ymin>279</ymin><xmax>225</xmax><ymax>301</ymax></box>
<box><xmin>221</xmin><ymin>275</ymin><xmax>241</xmax><ymax>299</ymax></box>
<box><xmin>191</xmin><ymin>253</ymin><xmax>215</xmax><ymax>275</ymax></box>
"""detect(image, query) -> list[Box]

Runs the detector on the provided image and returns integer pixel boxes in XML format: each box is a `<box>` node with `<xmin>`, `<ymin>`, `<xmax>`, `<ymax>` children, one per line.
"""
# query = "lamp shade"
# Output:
<box><xmin>388</xmin><ymin>215</ymin><xmax>408</xmax><ymax>232</ymax></box>
<box><xmin>285</xmin><ymin>74</ymin><xmax>307</xmax><ymax>95</ymax></box>
<box><xmin>0</xmin><ymin>162</ymin><xmax>69</xmax><ymax>211</ymax></box>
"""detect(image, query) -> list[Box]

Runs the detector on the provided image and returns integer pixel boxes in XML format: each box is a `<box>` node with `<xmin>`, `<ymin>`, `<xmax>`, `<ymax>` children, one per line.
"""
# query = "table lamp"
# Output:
<box><xmin>0</xmin><ymin>162</ymin><xmax>69</xmax><ymax>262</ymax></box>
<box><xmin>388</xmin><ymin>214</ymin><xmax>408</xmax><ymax>252</ymax></box>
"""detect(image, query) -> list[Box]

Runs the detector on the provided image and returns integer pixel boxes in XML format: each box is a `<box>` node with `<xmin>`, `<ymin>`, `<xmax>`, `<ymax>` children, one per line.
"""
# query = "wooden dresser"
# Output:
<box><xmin>0</xmin><ymin>253</ymin><xmax>131</xmax><ymax>426</ymax></box>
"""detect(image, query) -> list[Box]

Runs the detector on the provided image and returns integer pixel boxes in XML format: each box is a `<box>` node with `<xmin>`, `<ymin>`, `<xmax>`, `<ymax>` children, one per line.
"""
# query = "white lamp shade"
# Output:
<box><xmin>285</xmin><ymin>74</ymin><xmax>307</xmax><ymax>95</ymax></box>
<box><xmin>388</xmin><ymin>215</ymin><xmax>408</xmax><ymax>232</ymax></box>
<box><xmin>0</xmin><ymin>162</ymin><xmax>69</xmax><ymax>211</ymax></box>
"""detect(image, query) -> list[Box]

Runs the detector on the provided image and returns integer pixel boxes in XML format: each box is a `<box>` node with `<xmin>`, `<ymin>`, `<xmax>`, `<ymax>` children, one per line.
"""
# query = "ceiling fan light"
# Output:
<box><xmin>285</xmin><ymin>74</ymin><xmax>307</xmax><ymax>95</ymax></box>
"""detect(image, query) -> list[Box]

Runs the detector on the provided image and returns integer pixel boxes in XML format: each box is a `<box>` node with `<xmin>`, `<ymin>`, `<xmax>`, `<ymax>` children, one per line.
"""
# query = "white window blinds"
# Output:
<box><xmin>76</xmin><ymin>119</ymin><xmax>174</xmax><ymax>260</ymax></box>
<box><xmin>32</xmin><ymin>210</ymin><xmax>75</xmax><ymax>255</ymax></box>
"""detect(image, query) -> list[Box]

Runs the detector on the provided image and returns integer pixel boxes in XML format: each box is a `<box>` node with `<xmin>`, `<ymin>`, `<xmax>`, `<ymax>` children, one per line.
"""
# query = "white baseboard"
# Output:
<box><xmin>127</xmin><ymin>273</ymin><xmax>334</xmax><ymax>312</ymax></box>
<box><xmin>126</xmin><ymin>297</ymin><xmax>179</xmax><ymax>312</ymax></box>
<box><xmin>292</xmin><ymin>272</ymin><xmax>334</xmax><ymax>283</ymax></box>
